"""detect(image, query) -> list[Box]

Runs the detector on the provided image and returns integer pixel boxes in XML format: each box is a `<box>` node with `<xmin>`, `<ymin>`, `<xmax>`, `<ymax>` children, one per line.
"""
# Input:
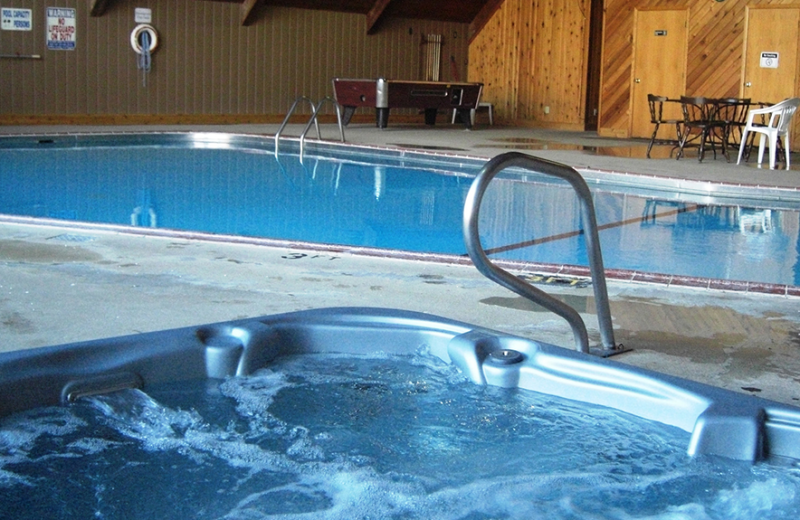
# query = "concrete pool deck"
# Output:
<box><xmin>1</xmin><ymin>123</ymin><xmax>799</xmax><ymax>408</ymax></box>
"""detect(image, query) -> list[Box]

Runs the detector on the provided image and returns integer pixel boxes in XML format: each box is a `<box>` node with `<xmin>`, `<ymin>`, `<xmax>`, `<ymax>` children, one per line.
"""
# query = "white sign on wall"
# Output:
<box><xmin>760</xmin><ymin>52</ymin><xmax>779</xmax><ymax>69</ymax></box>
<box><xmin>134</xmin><ymin>8</ymin><xmax>151</xmax><ymax>23</ymax></box>
<box><xmin>1</xmin><ymin>8</ymin><xmax>33</xmax><ymax>31</ymax></box>
<box><xmin>46</xmin><ymin>7</ymin><xmax>76</xmax><ymax>50</ymax></box>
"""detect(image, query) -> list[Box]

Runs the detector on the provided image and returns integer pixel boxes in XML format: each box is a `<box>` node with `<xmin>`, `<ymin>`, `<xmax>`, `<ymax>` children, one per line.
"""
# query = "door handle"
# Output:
<box><xmin>634</xmin><ymin>78</ymin><xmax>641</xmax><ymax>84</ymax></box>
<box><xmin>745</xmin><ymin>82</ymin><xmax>752</xmax><ymax>88</ymax></box>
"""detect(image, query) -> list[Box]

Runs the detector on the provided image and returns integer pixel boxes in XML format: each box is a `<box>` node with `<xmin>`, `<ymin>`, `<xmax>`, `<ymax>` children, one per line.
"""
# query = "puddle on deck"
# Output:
<box><xmin>480</xmin><ymin>291</ymin><xmax>800</xmax><ymax>402</ymax></box>
<box><xmin>473</xmin><ymin>137</ymin><xmax>800</xmax><ymax>166</ymax></box>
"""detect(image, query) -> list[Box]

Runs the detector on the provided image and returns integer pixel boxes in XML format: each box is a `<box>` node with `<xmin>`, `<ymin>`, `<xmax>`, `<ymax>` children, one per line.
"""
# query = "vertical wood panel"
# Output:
<box><xmin>1</xmin><ymin>0</ymin><xmax>469</xmax><ymax>121</ymax></box>
<box><xmin>468</xmin><ymin>0</ymin><xmax>589</xmax><ymax>128</ymax></box>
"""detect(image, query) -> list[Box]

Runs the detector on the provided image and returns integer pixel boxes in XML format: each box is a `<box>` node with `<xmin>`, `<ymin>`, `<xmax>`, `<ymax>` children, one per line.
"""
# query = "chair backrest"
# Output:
<box><xmin>648</xmin><ymin>94</ymin><xmax>668</xmax><ymax>123</ymax></box>
<box><xmin>715</xmin><ymin>98</ymin><xmax>751</xmax><ymax>125</ymax></box>
<box><xmin>748</xmin><ymin>97</ymin><xmax>800</xmax><ymax>133</ymax></box>
<box><xmin>773</xmin><ymin>97</ymin><xmax>800</xmax><ymax>134</ymax></box>
<box><xmin>680</xmin><ymin>96</ymin><xmax>713</xmax><ymax>122</ymax></box>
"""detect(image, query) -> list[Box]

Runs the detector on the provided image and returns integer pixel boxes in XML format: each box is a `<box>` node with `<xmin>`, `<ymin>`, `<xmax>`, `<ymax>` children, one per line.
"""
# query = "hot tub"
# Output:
<box><xmin>1</xmin><ymin>308</ymin><xmax>799</xmax><ymax>519</ymax></box>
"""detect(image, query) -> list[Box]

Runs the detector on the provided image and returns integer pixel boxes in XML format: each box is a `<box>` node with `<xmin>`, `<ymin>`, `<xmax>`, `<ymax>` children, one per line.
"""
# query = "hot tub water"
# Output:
<box><xmin>1</xmin><ymin>351</ymin><xmax>799</xmax><ymax>519</ymax></box>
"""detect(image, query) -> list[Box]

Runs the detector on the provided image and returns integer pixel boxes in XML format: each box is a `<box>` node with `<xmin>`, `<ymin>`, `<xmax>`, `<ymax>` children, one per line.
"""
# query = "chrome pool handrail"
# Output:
<box><xmin>275</xmin><ymin>96</ymin><xmax>315</xmax><ymax>157</ymax></box>
<box><xmin>276</xmin><ymin>96</ymin><xmax>346</xmax><ymax>159</ymax></box>
<box><xmin>463</xmin><ymin>152</ymin><xmax>619</xmax><ymax>355</ymax></box>
<box><xmin>299</xmin><ymin>96</ymin><xmax>345</xmax><ymax>158</ymax></box>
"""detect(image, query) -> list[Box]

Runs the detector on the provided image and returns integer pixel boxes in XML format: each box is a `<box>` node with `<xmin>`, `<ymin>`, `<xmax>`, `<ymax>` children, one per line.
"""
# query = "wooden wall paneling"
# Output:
<box><xmin>241</xmin><ymin>9</ymin><xmax>254</xmax><ymax>114</ymax></box>
<box><xmin>1</xmin><ymin>1</ymin><xmax>471</xmax><ymax>123</ymax></box>
<box><xmin>506</xmin><ymin>1</ymin><xmax>522</xmax><ymax>121</ymax></box>
<box><xmin>220</xmin><ymin>5</ymin><xmax>234</xmax><ymax>114</ymax></box>
<box><xmin>85</xmin><ymin>7</ymin><xmax>98</xmax><ymax>114</ymax></box>
<box><xmin>685</xmin><ymin>1</ymin><xmax>747</xmax><ymax>99</ymax></box>
<box><xmin>212</xmin><ymin>2</ymin><xmax>225</xmax><ymax>113</ymax></box>
<box><xmin>517</xmin><ymin>1</ymin><xmax>535</xmax><ymax>121</ymax></box>
<box><xmin>184</xmin><ymin>0</ymin><xmax>198</xmax><ymax>115</ymax></box>
<box><xmin>0</xmin><ymin>3</ymin><xmax>36</xmax><ymax>112</ymax></box>
<box><xmin>297</xmin><ymin>11</ymin><xmax>311</xmax><ymax>107</ymax></box>
<box><xmin>597</xmin><ymin>0</ymin><xmax>634</xmax><ymax>136</ymax></box>
<box><xmin>533</xmin><ymin>0</ymin><xmax>552</xmax><ymax>122</ymax></box>
<box><xmin>467</xmin><ymin>0</ymin><xmax>590</xmax><ymax>128</ymax></box>
<box><xmin>474</xmin><ymin>0</ymin><xmax>518</xmax><ymax>122</ymax></box>
<box><xmin>598</xmin><ymin>0</ymin><xmax>799</xmax><ymax>138</ymax></box>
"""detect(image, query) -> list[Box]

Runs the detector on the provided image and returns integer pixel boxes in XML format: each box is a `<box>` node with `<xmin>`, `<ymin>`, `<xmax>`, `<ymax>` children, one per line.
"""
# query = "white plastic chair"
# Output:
<box><xmin>736</xmin><ymin>97</ymin><xmax>800</xmax><ymax>170</ymax></box>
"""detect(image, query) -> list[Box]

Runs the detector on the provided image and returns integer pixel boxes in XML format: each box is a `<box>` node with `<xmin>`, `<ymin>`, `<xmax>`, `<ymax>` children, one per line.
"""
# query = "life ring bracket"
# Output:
<box><xmin>131</xmin><ymin>24</ymin><xmax>158</xmax><ymax>54</ymax></box>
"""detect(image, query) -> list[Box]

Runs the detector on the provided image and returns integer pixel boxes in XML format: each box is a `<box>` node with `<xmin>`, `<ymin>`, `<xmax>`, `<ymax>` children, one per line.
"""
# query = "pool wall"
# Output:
<box><xmin>2</xmin><ymin>307</ymin><xmax>799</xmax><ymax>463</ymax></box>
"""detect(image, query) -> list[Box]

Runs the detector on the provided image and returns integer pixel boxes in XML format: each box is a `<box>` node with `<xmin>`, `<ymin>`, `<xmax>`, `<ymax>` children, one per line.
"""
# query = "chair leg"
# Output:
<box><xmin>757</xmin><ymin>135</ymin><xmax>767</xmax><ymax>167</ymax></box>
<box><xmin>785</xmin><ymin>135</ymin><xmax>791</xmax><ymax>170</ymax></box>
<box><xmin>698</xmin><ymin>129</ymin><xmax>710</xmax><ymax>162</ymax></box>
<box><xmin>769</xmin><ymin>135</ymin><xmax>778</xmax><ymax>170</ymax></box>
<box><xmin>647</xmin><ymin>123</ymin><xmax>660</xmax><ymax>158</ymax></box>
<box><xmin>676</xmin><ymin>130</ymin><xmax>689</xmax><ymax>160</ymax></box>
<box><xmin>736</xmin><ymin>129</ymin><xmax>748</xmax><ymax>164</ymax></box>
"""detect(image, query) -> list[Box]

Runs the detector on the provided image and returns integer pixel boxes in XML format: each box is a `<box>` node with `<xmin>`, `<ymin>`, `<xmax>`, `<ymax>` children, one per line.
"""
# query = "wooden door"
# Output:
<box><xmin>630</xmin><ymin>10</ymin><xmax>688</xmax><ymax>139</ymax></box>
<box><xmin>743</xmin><ymin>7</ymin><xmax>800</xmax><ymax>149</ymax></box>
<box><xmin>743</xmin><ymin>7</ymin><xmax>799</xmax><ymax>104</ymax></box>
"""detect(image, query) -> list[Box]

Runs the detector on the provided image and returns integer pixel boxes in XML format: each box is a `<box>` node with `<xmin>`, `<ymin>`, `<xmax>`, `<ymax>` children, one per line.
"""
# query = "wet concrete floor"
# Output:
<box><xmin>2</xmin><ymin>223</ymin><xmax>799</xmax><ymax>406</ymax></box>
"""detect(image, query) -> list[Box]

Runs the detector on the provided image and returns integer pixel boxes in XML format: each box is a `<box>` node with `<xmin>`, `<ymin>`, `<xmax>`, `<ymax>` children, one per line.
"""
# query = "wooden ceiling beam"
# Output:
<box><xmin>89</xmin><ymin>0</ymin><xmax>112</xmax><ymax>17</ymax></box>
<box><xmin>241</xmin><ymin>0</ymin><xmax>266</xmax><ymax>26</ymax></box>
<box><xmin>468</xmin><ymin>0</ymin><xmax>504</xmax><ymax>42</ymax></box>
<box><xmin>366</xmin><ymin>0</ymin><xmax>393</xmax><ymax>35</ymax></box>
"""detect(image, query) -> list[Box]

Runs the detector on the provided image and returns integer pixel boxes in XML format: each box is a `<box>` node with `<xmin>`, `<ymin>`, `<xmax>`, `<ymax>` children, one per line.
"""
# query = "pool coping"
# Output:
<box><xmin>3</xmin><ymin>130</ymin><xmax>800</xmax><ymax>204</ymax></box>
<box><xmin>2</xmin><ymin>214</ymin><xmax>797</xmax><ymax>297</ymax></box>
<box><xmin>2</xmin><ymin>131</ymin><xmax>798</xmax><ymax>297</ymax></box>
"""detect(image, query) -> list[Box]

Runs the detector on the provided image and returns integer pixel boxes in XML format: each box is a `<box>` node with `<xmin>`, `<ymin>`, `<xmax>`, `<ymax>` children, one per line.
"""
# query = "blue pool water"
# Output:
<box><xmin>1</xmin><ymin>134</ymin><xmax>799</xmax><ymax>286</ymax></box>
<box><xmin>2</xmin><ymin>352</ymin><xmax>799</xmax><ymax>519</ymax></box>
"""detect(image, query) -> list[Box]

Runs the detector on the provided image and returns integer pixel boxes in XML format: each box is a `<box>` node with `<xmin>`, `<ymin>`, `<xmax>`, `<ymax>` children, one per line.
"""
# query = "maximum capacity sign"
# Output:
<box><xmin>46</xmin><ymin>7</ymin><xmax>76</xmax><ymax>50</ymax></box>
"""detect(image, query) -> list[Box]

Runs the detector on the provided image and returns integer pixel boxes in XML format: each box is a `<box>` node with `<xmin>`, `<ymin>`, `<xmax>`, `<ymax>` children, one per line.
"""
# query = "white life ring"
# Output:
<box><xmin>130</xmin><ymin>24</ymin><xmax>158</xmax><ymax>54</ymax></box>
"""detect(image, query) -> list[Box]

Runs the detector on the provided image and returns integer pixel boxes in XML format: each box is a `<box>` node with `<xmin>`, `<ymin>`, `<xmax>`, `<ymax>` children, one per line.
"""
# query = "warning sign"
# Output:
<box><xmin>46</xmin><ymin>7</ymin><xmax>76</xmax><ymax>50</ymax></box>
<box><xmin>760</xmin><ymin>52</ymin><xmax>779</xmax><ymax>69</ymax></box>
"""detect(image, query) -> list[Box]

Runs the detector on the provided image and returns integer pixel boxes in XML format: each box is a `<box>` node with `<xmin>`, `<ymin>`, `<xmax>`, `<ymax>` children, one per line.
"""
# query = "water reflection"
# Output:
<box><xmin>1</xmin><ymin>144</ymin><xmax>798</xmax><ymax>286</ymax></box>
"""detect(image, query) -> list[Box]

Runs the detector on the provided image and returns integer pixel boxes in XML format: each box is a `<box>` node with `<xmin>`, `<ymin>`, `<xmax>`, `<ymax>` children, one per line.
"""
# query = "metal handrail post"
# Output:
<box><xmin>463</xmin><ymin>152</ymin><xmax>618</xmax><ymax>354</ymax></box>
<box><xmin>275</xmin><ymin>96</ymin><xmax>315</xmax><ymax>157</ymax></box>
<box><xmin>299</xmin><ymin>96</ymin><xmax>346</xmax><ymax>158</ymax></box>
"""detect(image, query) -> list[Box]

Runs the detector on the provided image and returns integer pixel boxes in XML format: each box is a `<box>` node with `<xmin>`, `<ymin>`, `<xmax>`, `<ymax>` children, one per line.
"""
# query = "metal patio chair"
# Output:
<box><xmin>676</xmin><ymin>96</ymin><xmax>725</xmax><ymax>162</ymax></box>
<box><xmin>646</xmin><ymin>94</ymin><xmax>684</xmax><ymax>158</ymax></box>
<box><xmin>712</xmin><ymin>98</ymin><xmax>751</xmax><ymax>158</ymax></box>
<box><xmin>737</xmin><ymin>97</ymin><xmax>800</xmax><ymax>170</ymax></box>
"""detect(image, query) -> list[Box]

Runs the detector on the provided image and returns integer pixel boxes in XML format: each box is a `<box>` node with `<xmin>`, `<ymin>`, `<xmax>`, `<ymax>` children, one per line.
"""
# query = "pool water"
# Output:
<box><xmin>1</xmin><ymin>138</ymin><xmax>799</xmax><ymax>286</ymax></box>
<box><xmin>1</xmin><ymin>352</ymin><xmax>799</xmax><ymax>519</ymax></box>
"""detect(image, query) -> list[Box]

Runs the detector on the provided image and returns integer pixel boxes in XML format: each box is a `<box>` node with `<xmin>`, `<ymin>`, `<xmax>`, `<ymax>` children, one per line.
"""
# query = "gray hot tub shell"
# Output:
<box><xmin>1</xmin><ymin>307</ymin><xmax>799</xmax><ymax>463</ymax></box>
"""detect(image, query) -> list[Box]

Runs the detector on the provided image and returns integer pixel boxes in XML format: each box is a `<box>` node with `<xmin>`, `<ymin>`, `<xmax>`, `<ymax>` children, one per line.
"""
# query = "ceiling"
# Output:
<box><xmin>90</xmin><ymin>0</ymin><xmax>502</xmax><ymax>38</ymax></box>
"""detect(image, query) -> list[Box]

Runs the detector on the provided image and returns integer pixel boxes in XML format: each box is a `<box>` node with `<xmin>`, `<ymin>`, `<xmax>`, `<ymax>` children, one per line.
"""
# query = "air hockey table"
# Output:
<box><xmin>333</xmin><ymin>78</ymin><xmax>484</xmax><ymax>129</ymax></box>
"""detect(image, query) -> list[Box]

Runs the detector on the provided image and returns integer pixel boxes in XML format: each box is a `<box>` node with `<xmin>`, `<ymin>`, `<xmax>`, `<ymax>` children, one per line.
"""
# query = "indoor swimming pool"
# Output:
<box><xmin>1</xmin><ymin>132</ymin><xmax>799</xmax><ymax>288</ymax></box>
<box><xmin>3</xmin><ymin>134</ymin><xmax>800</xmax><ymax>518</ymax></box>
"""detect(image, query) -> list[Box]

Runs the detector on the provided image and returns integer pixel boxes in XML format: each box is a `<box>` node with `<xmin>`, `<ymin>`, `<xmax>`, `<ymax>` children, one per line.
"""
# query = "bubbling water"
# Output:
<box><xmin>1</xmin><ymin>351</ymin><xmax>799</xmax><ymax>519</ymax></box>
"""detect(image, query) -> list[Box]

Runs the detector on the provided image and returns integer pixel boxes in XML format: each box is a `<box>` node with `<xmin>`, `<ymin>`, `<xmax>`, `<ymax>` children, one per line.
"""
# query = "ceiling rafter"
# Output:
<box><xmin>241</xmin><ymin>0</ymin><xmax>265</xmax><ymax>26</ymax></box>
<box><xmin>468</xmin><ymin>0</ymin><xmax>504</xmax><ymax>42</ymax></box>
<box><xmin>89</xmin><ymin>0</ymin><xmax>113</xmax><ymax>17</ymax></box>
<box><xmin>88</xmin><ymin>1</ymin><xmax>495</xmax><ymax>37</ymax></box>
<box><xmin>366</xmin><ymin>0</ymin><xmax>393</xmax><ymax>35</ymax></box>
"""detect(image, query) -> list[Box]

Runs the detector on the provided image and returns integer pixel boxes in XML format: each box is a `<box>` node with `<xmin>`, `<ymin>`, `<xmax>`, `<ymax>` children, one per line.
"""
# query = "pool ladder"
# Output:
<box><xmin>463</xmin><ymin>152</ymin><xmax>627</xmax><ymax>357</ymax></box>
<box><xmin>275</xmin><ymin>96</ymin><xmax>345</xmax><ymax>158</ymax></box>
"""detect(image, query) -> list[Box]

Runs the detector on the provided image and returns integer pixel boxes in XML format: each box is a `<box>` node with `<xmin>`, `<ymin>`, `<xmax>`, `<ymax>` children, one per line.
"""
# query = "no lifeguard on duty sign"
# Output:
<box><xmin>46</xmin><ymin>7</ymin><xmax>76</xmax><ymax>50</ymax></box>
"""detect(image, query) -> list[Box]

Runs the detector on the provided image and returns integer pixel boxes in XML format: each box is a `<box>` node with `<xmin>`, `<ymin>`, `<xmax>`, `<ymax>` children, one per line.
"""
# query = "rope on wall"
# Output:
<box><xmin>131</xmin><ymin>24</ymin><xmax>158</xmax><ymax>87</ymax></box>
<box><xmin>138</xmin><ymin>31</ymin><xmax>151</xmax><ymax>86</ymax></box>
